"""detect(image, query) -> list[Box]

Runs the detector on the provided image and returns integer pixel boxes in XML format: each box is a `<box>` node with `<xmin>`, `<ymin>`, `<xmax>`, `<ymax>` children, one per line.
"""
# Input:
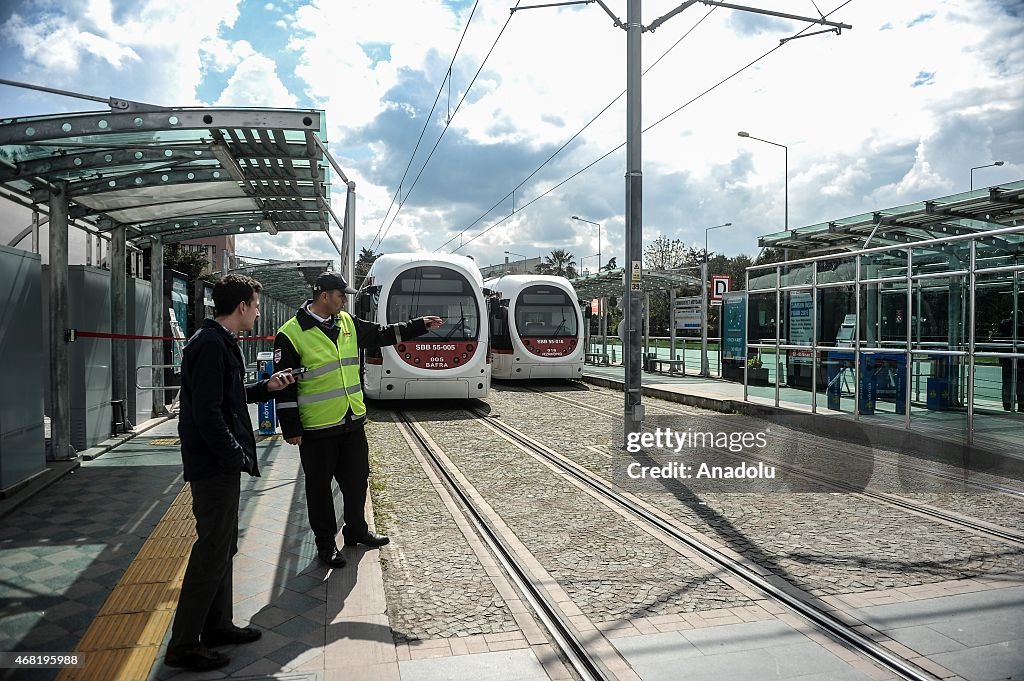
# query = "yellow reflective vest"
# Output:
<box><xmin>278</xmin><ymin>312</ymin><xmax>365</xmax><ymax>430</ymax></box>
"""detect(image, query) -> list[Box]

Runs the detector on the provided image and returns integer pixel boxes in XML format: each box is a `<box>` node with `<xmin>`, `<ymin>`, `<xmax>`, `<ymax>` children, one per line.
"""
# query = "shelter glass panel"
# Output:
<box><xmin>746</xmin><ymin>346</ymin><xmax>777</xmax><ymax>405</ymax></box>
<box><xmin>974</xmin><ymin>237</ymin><xmax>1024</xmax><ymax>271</ymax></box>
<box><xmin>816</xmin><ymin>257</ymin><xmax>855</xmax><ymax>285</ymax></box>
<box><xmin>782</xmin><ymin>290</ymin><xmax>813</xmax><ymax>347</ymax></box>
<box><xmin>747</xmin><ymin>267</ymin><xmax>778</xmax><ymax>291</ymax></box>
<box><xmin>860</xmin><ymin>248</ymin><xmax>908</xmax><ymax>281</ymax></box>
<box><xmin>911</xmin><ymin>241</ymin><xmax>970</xmax><ymax>277</ymax></box>
<box><xmin>780</xmin><ymin>262</ymin><xmax>812</xmax><ymax>287</ymax></box>
<box><xmin>815</xmin><ymin>349</ymin><xmax>854</xmax><ymax>415</ymax></box>
<box><xmin>747</xmin><ymin>292</ymin><xmax>777</xmax><ymax>345</ymax></box>
<box><xmin>911</xmin><ymin>275</ymin><xmax>969</xmax><ymax>353</ymax></box>
<box><xmin>859</xmin><ymin>280</ymin><xmax>909</xmax><ymax>351</ymax></box>
<box><xmin>909</xmin><ymin>352</ymin><xmax>967</xmax><ymax>442</ymax></box>
<box><xmin>974</xmin><ymin>270</ymin><xmax>1022</xmax><ymax>357</ymax></box>
<box><xmin>816</xmin><ymin>285</ymin><xmax>855</xmax><ymax>348</ymax></box>
<box><xmin>858</xmin><ymin>350</ymin><xmax>908</xmax><ymax>421</ymax></box>
<box><xmin>778</xmin><ymin>349</ymin><xmax>813</xmax><ymax>412</ymax></box>
<box><xmin>971</xmin><ymin>362</ymin><xmax>1024</xmax><ymax>457</ymax></box>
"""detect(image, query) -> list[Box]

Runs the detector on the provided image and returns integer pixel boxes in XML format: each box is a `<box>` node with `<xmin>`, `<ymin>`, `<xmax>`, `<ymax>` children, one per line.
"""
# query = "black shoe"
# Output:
<box><xmin>318</xmin><ymin>548</ymin><xmax>347</xmax><ymax>567</ymax></box>
<box><xmin>165</xmin><ymin>645</ymin><xmax>230</xmax><ymax>671</ymax></box>
<box><xmin>203</xmin><ymin>626</ymin><xmax>262</xmax><ymax>647</ymax></box>
<box><xmin>343</xmin><ymin>531</ymin><xmax>390</xmax><ymax>548</ymax></box>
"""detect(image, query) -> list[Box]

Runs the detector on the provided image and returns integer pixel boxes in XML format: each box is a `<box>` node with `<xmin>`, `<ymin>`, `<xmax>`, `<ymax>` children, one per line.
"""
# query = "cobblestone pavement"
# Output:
<box><xmin>363</xmin><ymin>409</ymin><xmax>519</xmax><ymax>643</ymax></box>
<box><xmin>486</xmin><ymin>384</ymin><xmax>1024</xmax><ymax>598</ymax></box>
<box><xmin>407</xmin><ymin>407</ymin><xmax>754</xmax><ymax>623</ymax></box>
<box><xmin>514</xmin><ymin>383</ymin><xmax>1024</xmax><ymax>532</ymax></box>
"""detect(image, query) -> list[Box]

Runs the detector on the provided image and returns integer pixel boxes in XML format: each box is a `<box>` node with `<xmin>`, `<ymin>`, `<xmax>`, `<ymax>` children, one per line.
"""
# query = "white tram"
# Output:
<box><xmin>355</xmin><ymin>253</ymin><xmax>490</xmax><ymax>399</ymax></box>
<box><xmin>484</xmin><ymin>275</ymin><xmax>586</xmax><ymax>380</ymax></box>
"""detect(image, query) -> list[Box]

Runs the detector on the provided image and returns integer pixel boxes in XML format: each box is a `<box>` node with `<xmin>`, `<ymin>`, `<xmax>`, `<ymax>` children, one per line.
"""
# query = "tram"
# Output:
<box><xmin>484</xmin><ymin>274</ymin><xmax>586</xmax><ymax>380</ymax></box>
<box><xmin>354</xmin><ymin>253</ymin><xmax>490</xmax><ymax>399</ymax></box>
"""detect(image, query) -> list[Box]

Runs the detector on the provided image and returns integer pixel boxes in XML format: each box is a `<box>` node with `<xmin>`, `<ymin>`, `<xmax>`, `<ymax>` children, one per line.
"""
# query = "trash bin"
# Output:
<box><xmin>256</xmin><ymin>351</ymin><xmax>277</xmax><ymax>435</ymax></box>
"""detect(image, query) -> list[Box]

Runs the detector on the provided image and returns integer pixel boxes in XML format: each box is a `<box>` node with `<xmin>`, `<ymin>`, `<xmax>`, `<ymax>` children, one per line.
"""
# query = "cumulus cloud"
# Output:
<box><xmin>214</xmin><ymin>54</ymin><xmax>297</xmax><ymax>107</ymax></box>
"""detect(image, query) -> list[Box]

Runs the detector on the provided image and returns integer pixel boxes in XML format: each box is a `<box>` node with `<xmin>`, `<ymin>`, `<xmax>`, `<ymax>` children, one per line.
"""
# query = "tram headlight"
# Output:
<box><xmin>398</xmin><ymin>344</ymin><xmax>406</xmax><ymax>353</ymax></box>
<box><xmin>466</xmin><ymin>344</ymin><xmax>474</xmax><ymax>351</ymax></box>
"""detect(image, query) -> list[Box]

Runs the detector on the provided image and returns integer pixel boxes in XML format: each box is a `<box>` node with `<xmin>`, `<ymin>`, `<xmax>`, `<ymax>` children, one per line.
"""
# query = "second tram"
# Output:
<box><xmin>484</xmin><ymin>274</ymin><xmax>586</xmax><ymax>380</ymax></box>
<box><xmin>355</xmin><ymin>253</ymin><xmax>490</xmax><ymax>399</ymax></box>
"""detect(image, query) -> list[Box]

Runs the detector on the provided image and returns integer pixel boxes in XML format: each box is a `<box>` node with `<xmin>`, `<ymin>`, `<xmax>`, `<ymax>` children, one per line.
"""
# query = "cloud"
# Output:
<box><xmin>214</xmin><ymin>54</ymin><xmax>297</xmax><ymax>107</ymax></box>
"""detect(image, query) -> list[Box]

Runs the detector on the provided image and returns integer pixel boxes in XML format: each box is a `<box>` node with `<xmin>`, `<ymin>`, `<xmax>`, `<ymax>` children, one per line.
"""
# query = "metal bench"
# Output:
<box><xmin>647</xmin><ymin>358</ymin><xmax>687</xmax><ymax>374</ymax></box>
<box><xmin>585</xmin><ymin>352</ymin><xmax>610</xmax><ymax>366</ymax></box>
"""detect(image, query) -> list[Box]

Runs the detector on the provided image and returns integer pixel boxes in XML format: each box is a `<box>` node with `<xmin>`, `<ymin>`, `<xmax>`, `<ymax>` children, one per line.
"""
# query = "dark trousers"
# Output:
<box><xmin>298</xmin><ymin>428</ymin><xmax>370</xmax><ymax>552</ymax></box>
<box><xmin>1001</xmin><ymin>358</ymin><xmax>1024</xmax><ymax>411</ymax></box>
<box><xmin>168</xmin><ymin>472</ymin><xmax>240</xmax><ymax>651</ymax></box>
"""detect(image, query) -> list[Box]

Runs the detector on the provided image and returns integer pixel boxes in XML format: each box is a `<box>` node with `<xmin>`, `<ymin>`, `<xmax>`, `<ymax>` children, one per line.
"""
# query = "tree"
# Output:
<box><xmin>754</xmin><ymin>247</ymin><xmax>788</xmax><ymax>265</ymax></box>
<box><xmin>354</xmin><ymin>247</ymin><xmax>380</xmax><ymax>289</ymax></box>
<box><xmin>539</xmin><ymin>248</ymin><xmax>578</xmax><ymax>278</ymax></box>
<box><xmin>601</xmin><ymin>256</ymin><xmax>618</xmax><ymax>271</ymax></box>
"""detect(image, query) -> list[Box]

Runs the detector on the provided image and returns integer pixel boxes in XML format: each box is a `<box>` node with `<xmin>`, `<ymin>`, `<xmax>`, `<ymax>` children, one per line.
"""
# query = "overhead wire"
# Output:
<box><xmin>372</xmin><ymin>1</ymin><xmax>523</xmax><ymax>251</ymax></box>
<box><xmin>434</xmin><ymin>4</ymin><xmax>719</xmax><ymax>253</ymax></box>
<box><xmin>447</xmin><ymin>0</ymin><xmax>855</xmax><ymax>253</ymax></box>
<box><xmin>369</xmin><ymin>0</ymin><xmax>481</xmax><ymax>251</ymax></box>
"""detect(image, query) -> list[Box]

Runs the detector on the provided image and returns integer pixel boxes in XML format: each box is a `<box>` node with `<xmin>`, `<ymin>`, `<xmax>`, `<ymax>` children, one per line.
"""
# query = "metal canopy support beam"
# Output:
<box><xmin>344</xmin><ymin>181</ymin><xmax>356</xmax><ymax>293</ymax></box>
<box><xmin>110</xmin><ymin>225</ymin><xmax>129</xmax><ymax>431</ymax></box>
<box><xmin>48</xmin><ymin>182</ymin><xmax>73</xmax><ymax>460</ymax></box>
<box><xmin>150</xmin><ymin>236</ymin><xmax>167</xmax><ymax>416</ymax></box>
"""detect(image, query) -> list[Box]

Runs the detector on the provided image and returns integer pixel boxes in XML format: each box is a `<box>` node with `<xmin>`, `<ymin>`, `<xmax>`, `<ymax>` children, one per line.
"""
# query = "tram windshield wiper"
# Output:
<box><xmin>549</xmin><ymin>307</ymin><xmax>568</xmax><ymax>337</ymax></box>
<box><xmin>444</xmin><ymin>303</ymin><xmax>468</xmax><ymax>339</ymax></box>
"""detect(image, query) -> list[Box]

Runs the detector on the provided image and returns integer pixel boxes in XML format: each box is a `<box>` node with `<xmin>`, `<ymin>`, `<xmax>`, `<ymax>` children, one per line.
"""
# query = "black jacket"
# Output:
<box><xmin>273</xmin><ymin>303</ymin><xmax>429</xmax><ymax>441</ymax></box>
<box><xmin>178</xmin><ymin>318</ymin><xmax>272</xmax><ymax>481</ymax></box>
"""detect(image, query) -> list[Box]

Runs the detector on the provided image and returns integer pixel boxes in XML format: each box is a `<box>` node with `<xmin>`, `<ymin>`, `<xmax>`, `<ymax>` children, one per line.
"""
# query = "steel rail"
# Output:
<box><xmin>468</xmin><ymin>404</ymin><xmax>941</xmax><ymax>681</ymax></box>
<box><xmin>393</xmin><ymin>410</ymin><xmax>615</xmax><ymax>681</ymax></box>
<box><xmin>529</xmin><ymin>388</ymin><xmax>1024</xmax><ymax>545</ymax></box>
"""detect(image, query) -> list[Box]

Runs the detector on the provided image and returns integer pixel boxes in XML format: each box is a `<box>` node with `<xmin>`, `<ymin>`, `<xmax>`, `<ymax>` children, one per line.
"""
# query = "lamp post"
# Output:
<box><xmin>580</xmin><ymin>253</ymin><xmax>601</xmax><ymax>276</ymax></box>
<box><xmin>970</xmin><ymin>161</ymin><xmax>1005</xmax><ymax>190</ymax></box>
<box><xmin>738</xmin><ymin>131</ymin><xmax>787</xmax><ymax>233</ymax></box>
<box><xmin>504</xmin><ymin>250</ymin><xmax>528</xmax><ymax>274</ymax></box>
<box><xmin>571</xmin><ymin>216</ymin><xmax>601</xmax><ymax>272</ymax></box>
<box><xmin>701</xmin><ymin>222</ymin><xmax>732</xmax><ymax>377</ymax></box>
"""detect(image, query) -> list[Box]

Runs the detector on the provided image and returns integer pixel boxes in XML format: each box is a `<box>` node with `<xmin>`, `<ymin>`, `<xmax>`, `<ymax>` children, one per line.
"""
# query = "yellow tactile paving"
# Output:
<box><xmin>146</xmin><ymin>438</ymin><xmax>180</xmax><ymax>445</ymax></box>
<box><xmin>56</xmin><ymin>484</ymin><xmax>195</xmax><ymax>681</ymax></box>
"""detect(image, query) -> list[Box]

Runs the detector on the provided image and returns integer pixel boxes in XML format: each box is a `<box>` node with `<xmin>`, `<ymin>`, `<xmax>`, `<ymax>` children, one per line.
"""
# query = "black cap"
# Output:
<box><xmin>312</xmin><ymin>272</ymin><xmax>357</xmax><ymax>294</ymax></box>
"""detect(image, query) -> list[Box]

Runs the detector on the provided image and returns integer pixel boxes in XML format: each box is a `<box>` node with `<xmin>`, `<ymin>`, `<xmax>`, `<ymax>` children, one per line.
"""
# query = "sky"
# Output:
<box><xmin>0</xmin><ymin>0</ymin><xmax>1021</xmax><ymax>273</ymax></box>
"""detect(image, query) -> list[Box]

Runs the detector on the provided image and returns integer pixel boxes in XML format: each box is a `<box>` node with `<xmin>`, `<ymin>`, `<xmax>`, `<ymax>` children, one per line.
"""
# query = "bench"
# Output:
<box><xmin>585</xmin><ymin>352</ymin><xmax>610</xmax><ymax>366</ymax></box>
<box><xmin>647</xmin><ymin>358</ymin><xmax>687</xmax><ymax>375</ymax></box>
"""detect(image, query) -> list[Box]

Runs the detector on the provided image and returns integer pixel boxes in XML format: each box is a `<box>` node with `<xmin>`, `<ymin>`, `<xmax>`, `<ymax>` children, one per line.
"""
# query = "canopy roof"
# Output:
<box><xmin>572</xmin><ymin>268</ymin><xmax>702</xmax><ymax>299</ymax></box>
<box><xmin>229</xmin><ymin>258</ymin><xmax>334</xmax><ymax>310</ymax></box>
<box><xmin>760</xmin><ymin>180</ymin><xmax>1024</xmax><ymax>255</ymax></box>
<box><xmin>0</xmin><ymin>105</ymin><xmax>333</xmax><ymax>246</ymax></box>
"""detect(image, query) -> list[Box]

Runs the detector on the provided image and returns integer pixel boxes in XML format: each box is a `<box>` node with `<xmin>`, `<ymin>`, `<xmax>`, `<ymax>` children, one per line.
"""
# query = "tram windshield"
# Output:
<box><xmin>515</xmin><ymin>286</ymin><xmax>578</xmax><ymax>337</ymax></box>
<box><xmin>387</xmin><ymin>266</ymin><xmax>480</xmax><ymax>340</ymax></box>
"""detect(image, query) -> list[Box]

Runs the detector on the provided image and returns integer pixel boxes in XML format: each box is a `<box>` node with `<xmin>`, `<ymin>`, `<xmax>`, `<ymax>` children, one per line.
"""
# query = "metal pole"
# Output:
<box><xmin>111</xmin><ymin>224</ymin><xmax>129</xmax><ymax>430</ymax></box>
<box><xmin>669</xmin><ymin>288</ymin><xmax>676</xmax><ymax>364</ymax></box>
<box><xmin>700</xmin><ymin>261</ymin><xmax>709</xmax><ymax>375</ymax></box>
<box><xmin>811</xmin><ymin>261</ymin><xmax>818</xmax><ymax>412</ymax></box>
<box><xmin>623</xmin><ymin>0</ymin><xmax>644</xmax><ymax>443</ymax></box>
<box><xmin>905</xmin><ymin>248</ymin><xmax>913</xmax><ymax>430</ymax></box>
<box><xmin>151</xmin><ymin>236</ymin><xmax>167</xmax><ymax>416</ymax></box>
<box><xmin>48</xmin><ymin>182</ymin><xmax>73</xmax><ymax>460</ymax></box>
<box><xmin>31</xmin><ymin>211</ymin><xmax>39</xmax><ymax>254</ymax></box>
<box><xmin>344</xmin><ymin>180</ymin><xmax>357</xmax><ymax>303</ymax></box>
<box><xmin>967</xmin><ymin>240</ymin><xmax>976</xmax><ymax>445</ymax></box>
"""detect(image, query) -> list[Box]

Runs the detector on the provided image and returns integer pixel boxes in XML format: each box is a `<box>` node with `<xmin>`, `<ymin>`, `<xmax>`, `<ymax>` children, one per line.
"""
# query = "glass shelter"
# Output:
<box><xmin>744</xmin><ymin>183</ymin><xmax>1024</xmax><ymax>455</ymax></box>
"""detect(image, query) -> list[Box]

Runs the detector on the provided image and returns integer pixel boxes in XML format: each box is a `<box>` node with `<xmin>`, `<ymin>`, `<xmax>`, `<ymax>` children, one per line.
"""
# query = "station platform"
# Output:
<box><xmin>2</xmin><ymin>391</ymin><xmax>1022</xmax><ymax>681</ymax></box>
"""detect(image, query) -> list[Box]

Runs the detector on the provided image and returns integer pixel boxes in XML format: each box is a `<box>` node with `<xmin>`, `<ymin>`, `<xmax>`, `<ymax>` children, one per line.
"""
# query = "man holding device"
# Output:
<box><xmin>273</xmin><ymin>272</ymin><xmax>442</xmax><ymax>567</ymax></box>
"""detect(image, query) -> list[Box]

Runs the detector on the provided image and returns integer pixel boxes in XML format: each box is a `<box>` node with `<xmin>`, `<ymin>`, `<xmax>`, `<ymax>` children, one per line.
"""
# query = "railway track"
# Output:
<box><xmin>392</xmin><ymin>404</ymin><xmax>954</xmax><ymax>681</ymax></box>
<box><xmin>525</xmin><ymin>386</ymin><xmax>1024</xmax><ymax>546</ymax></box>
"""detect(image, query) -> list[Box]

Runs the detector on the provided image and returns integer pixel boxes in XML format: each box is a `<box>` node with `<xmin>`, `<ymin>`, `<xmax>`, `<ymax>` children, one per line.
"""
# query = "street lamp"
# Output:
<box><xmin>571</xmin><ymin>216</ymin><xmax>601</xmax><ymax>271</ymax></box>
<box><xmin>580</xmin><ymin>253</ymin><xmax>600</xmax><ymax>276</ymax></box>
<box><xmin>701</xmin><ymin>222</ymin><xmax>732</xmax><ymax>377</ymax></box>
<box><xmin>504</xmin><ymin>250</ymin><xmax>528</xmax><ymax>274</ymax></box>
<box><xmin>970</xmin><ymin>161</ymin><xmax>1005</xmax><ymax>190</ymax></box>
<box><xmin>738</xmin><ymin>131</ymin><xmax>788</xmax><ymax>232</ymax></box>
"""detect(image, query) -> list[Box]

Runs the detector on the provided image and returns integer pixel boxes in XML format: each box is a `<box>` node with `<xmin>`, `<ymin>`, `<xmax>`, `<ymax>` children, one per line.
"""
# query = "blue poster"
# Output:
<box><xmin>722</xmin><ymin>293</ymin><xmax>746</xmax><ymax>361</ymax></box>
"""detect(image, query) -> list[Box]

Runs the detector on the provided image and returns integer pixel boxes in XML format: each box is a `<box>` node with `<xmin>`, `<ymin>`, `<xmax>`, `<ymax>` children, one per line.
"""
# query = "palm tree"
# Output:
<box><xmin>541</xmin><ymin>248</ymin><xmax>578</xmax><ymax>278</ymax></box>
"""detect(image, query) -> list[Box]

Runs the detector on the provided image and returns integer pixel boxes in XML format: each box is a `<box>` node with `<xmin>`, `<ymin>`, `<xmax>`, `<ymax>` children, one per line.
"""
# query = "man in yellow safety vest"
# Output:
<box><xmin>273</xmin><ymin>272</ymin><xmax>442</xmax><ymax>567</ymax></box>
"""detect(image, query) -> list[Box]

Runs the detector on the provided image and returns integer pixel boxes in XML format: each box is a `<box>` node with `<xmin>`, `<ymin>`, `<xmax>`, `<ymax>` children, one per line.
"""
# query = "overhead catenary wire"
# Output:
<box><xmin>369</xmin><ymin>0</ymin><xmax>481</xmax><ymax>251</ymax></box>
<box><xmin>445</xmin><ymin>0</ymin><xmax>855</xmax><ymax>254</ymax></box>
<box><xmin>372</xmin><ymin>1</ymin><xmax>522</xmax><ymax>251</ymax></box>
<box><xmin>434</xmin><ymin>4</ymin><xmax>719</xmax><ymax>253</ymax></box>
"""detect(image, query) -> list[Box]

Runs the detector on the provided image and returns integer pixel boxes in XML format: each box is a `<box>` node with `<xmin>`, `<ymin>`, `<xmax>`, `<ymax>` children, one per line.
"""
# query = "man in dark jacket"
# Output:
<box><xmin>166</xmin><ymin>274</ymin><xmax>296</xmax><ymax>672</ymax></box>
<box><xmin>274</xmin><ymin>272</ymin><xmax>442</xmax><ymax>568</ymax></box>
